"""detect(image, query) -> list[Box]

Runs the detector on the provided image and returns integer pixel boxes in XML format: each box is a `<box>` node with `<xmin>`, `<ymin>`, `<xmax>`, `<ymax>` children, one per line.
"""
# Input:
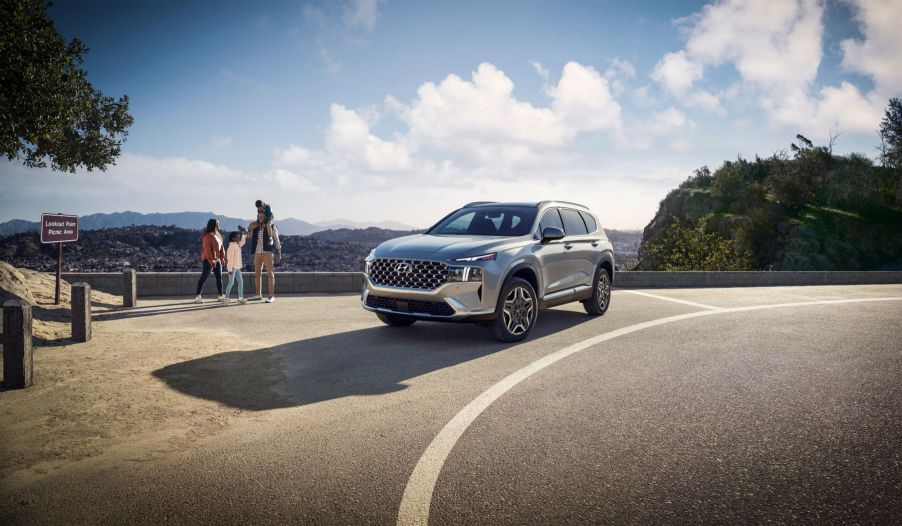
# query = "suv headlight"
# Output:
<box><xmin>364</xmin><ymin>250</ymin><xmax>375</xmax><ymax>274</ymax></box>
<box><xmin>454</xmin><ymin>253</ymin><xmax>496</xmax><ymax>262</ymax></box>
<box><xmin>447</xmin><ymin>266</ymin><xmax>483</xmax><ymax>282</ymax></box>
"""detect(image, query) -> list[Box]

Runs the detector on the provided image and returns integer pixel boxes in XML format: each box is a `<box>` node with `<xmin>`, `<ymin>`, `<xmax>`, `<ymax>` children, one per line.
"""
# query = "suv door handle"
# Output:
<box><xmin>591</xmin><ymin>241</ymin><xmax>599</xmax><ymax>247</ymax></box>
<box><xmin>564</xmin><ymin>244</ymin><xmax>573</xmax><ymax>250</ymax></box>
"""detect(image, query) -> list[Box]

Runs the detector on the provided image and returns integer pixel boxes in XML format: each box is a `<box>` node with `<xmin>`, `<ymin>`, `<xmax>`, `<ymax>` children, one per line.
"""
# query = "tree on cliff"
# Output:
<box><xmin>0</xmin><ymin>0</ymin><xmax>133</xmax><ymax>172</ymax></box>
<box><xmin>638</xmin><ymin>217</ymin><xmax>753</xmax><ymax>271</ymax></box>
<box><xmin>879</xmin><ymin>98</ymin><xmax>902</xmax><ymax>169</ymax></box>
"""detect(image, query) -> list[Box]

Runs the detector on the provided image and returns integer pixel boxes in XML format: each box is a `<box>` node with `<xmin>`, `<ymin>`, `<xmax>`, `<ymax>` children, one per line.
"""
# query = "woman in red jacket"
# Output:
<box><xmin>195</xmin><ymin>218</ymin><xmax>226</xmax><ymax>303</ymax></box>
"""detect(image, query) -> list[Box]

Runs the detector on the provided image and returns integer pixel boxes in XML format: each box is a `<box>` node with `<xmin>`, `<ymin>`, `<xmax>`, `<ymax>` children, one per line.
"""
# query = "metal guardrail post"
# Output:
<box><xmin>71</xmin><ymin>282</ymin><xmax>91</xmax><ymax>342</ymax></box>
<box><xmin>2</xmin><ymin>300</ymin><xmax>33</xmax><ymax>389</ymax></box>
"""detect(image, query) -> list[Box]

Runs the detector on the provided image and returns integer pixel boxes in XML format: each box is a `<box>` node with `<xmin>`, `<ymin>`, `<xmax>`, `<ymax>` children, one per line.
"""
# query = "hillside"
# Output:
<box><xmin>0</xmin><ymin>225</ymin><xmax>417</xmax><ymax>272</ymax></box>
<box><xmin>1</xmin><ymin>224</ymin><xmax>642</xmax><ymax>273</ymax></box>
<box><xmin>638</xmin><ymin>137</ymin><xmax>902</xmax><ymax>271</ymax></box>
<box><xmin>310</xmin><ymin>227</ymin><xmax>423</xmax><ymax>247</ymax></box>
<box><xmin>0</xmin><ymin>212</ymin><xmax>422</xmax><ymax>237</ymax></box>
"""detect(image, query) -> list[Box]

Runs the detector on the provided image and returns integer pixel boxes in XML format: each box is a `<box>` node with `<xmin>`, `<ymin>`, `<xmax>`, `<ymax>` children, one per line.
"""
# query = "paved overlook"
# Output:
<box><xmin>1</xmin><ymin>285</ymin><xmax>901</xmax><ymax>524</ymax></box>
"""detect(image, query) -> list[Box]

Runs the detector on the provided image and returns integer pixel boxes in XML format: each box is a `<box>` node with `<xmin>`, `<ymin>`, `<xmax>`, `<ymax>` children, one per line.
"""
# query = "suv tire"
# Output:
<box><xmin>489</xmin><ymin>277</ymin><xmax>538</xmax><ymax>342</ymax></box>
<box><xmin>583</xmin><ymin>266</ymin><xmax>612</xmax><ymax>316</ymax></box>
<box><xmin>376</xmin><ymin>312</ymin><xmax>417</xmax><ymax>327</ymax></box>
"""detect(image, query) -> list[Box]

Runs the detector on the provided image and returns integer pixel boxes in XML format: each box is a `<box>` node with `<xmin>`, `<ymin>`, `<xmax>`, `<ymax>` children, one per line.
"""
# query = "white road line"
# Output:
<box><xmin>621</xmin><ymin>289</ymin><xmax>721</xmax><ymax>310</ymax></box>
<box><xmin>396</xmin><ymin>296</ymin><xmax>902</xmax><ymax>526</ymax></box>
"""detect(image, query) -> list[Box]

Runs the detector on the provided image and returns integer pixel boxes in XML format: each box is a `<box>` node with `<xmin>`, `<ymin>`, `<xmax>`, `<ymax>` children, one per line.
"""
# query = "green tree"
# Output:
<box><xmin>879</xmin><ymin>98</ymin><xmax>902</xmax><ymax>168</ymax></box>
<box><xmin>638</xmin><ymin>217</ymin><xmax>754</xmax><ymax>271</ymax></box>
<box><xmin>0</xmin><ymin>0</ymin><xmax>133</xmax><ymax>172</ymax></box>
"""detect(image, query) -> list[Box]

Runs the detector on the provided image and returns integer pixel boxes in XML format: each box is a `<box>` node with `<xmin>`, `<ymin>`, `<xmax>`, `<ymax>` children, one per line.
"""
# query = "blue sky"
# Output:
<box><xmin>2</xmin><ymin>0</ymin><xmax>899</xmax><ymax>229</ymax></box>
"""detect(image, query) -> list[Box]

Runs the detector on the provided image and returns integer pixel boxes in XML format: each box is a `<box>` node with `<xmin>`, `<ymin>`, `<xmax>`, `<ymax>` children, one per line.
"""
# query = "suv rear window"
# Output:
<box><xmin>430</xmin><ymin>207</ymin><xmax>538</xmax><ymax>236</ymax></box>
<box><xmin>560</xmin><ymin>209</ymin><xmax>588</xmax><ymax>236</ymax></box>
<box><xmin>579</xmin><ymin>211</ymin><xmax>597</xmax><ymax>233</ymax></box>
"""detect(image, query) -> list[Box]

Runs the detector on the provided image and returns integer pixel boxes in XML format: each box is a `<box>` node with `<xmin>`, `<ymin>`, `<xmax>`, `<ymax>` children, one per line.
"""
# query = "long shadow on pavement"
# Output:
<box><xmin>152</xmin><ymin>309</ymin><xmax>593</xmax><ymax>410</ymax></box>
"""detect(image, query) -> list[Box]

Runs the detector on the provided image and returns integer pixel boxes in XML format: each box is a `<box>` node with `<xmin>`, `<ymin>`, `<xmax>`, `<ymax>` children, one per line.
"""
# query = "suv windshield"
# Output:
<box><xmin>430</xmin><ymin>207</ymin><xmax>538</xmax><ymax>236</ymax></box>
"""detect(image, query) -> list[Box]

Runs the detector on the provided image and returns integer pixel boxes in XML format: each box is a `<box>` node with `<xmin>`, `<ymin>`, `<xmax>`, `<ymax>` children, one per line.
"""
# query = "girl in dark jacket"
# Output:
<box><xmin>195</xmin><ymin>218</ymin><xmax>226</xmax><ymax>303</ymax></box>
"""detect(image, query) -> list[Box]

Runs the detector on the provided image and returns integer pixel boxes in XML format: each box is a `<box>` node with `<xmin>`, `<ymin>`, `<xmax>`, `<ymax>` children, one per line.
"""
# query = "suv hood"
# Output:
<box><xmin>374</xmin><ymin>234</ymin><xmax>530</xmax><ymax>260</ymax></box>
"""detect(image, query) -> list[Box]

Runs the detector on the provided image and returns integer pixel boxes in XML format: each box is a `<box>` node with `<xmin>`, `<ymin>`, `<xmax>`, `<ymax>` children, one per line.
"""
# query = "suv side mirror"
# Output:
<box><xmin>541</xmin><ymin>226</ymin><xmax>565</xmax><ymax>243</ymax></box>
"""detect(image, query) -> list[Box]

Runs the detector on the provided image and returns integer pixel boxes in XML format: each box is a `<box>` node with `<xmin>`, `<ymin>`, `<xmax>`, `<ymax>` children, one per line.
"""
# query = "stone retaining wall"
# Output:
<box><xmin>60</xmin><ymin>271</ymin><xmax>902</xmax><ymax>297</ymax></box>
<box><xmin>61</xmin><ymin>272</ymin><xmax>364</xmax><ymax>297</ymax></box>
<box><xmin>613</xmin><ymin>271</ymin><xmax>902</xmax><ymax>288</ymax></box>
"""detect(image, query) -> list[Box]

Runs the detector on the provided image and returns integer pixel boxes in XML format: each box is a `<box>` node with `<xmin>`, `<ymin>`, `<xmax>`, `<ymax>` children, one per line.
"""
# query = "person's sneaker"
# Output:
<box><xmin>223</xmin><ymin>297</ymin><xmax>230</xmax><ymax>306</ymax></box>
<box><xmin>237</xmin><ymin>298</ymin><xmax>248</xmax><ymax>305</ymax></box>
<box><xmin>265</xmin><ymin>297</ymin><xmax>275</xmax><ymax>303</ymax></box>
<box><xmin>194</xmin><ymin>295</ymin><xmax>203</xmax><ymax>304</ymax></box>
<box><xmin>248</xmin><ymin>295</ymin><xmax>262</xmax><ymax>301</ymax></box>
<box><xmin>217</xmin><ymin>295</ymin><xmax>225</xmax><ymax>301</ymax></box>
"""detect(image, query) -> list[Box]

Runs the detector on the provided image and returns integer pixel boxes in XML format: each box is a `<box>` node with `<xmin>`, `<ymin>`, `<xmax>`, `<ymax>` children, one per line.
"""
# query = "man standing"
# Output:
<box><xmin>248</xmin><ymin>210</ymin><xmax>281</xmax><ymax>302</ymax></box>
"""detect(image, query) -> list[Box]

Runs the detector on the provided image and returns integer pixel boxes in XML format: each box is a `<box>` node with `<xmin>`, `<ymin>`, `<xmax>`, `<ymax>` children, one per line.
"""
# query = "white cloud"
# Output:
<box><xmin>326</xmin><ymin>103</ymin><xmax>412</xmax><ymax>172</ymax></box>
<box><xmin>605</xmin><ymin>58</ymin><xmax>636</xmax><ymax>80</ymax></box>
<box><xmin>530</xmin><ymin>60</ymin><xmax>550</xmax><ymax>83</ymax></box>
<box><xmin>651</xmin><ymin>0</ymin><xmax>897</xmax><ymax>137</ymax></box>
<box><xmin>390</xmin><ymin>62</ymin><xmax>622</xmax><ymax>164</ymax></box>
<box><xmin>840</xmin><ymin>0</ymin><xmax>902</xmax><ymax>96</ymax></box>
<box><xmin>273</xmin><ymin>144</ymin><xmax>314</xmax><ymax>166</ymax></box>
<box><xmin>619</xmin><ymin>107</ymin><xmax>696</xmax><ymax>152</ymax></box>
<box><xmin>601</xmin><ymin>58</ymin><xmax>636</xmax><ymax>96</ymax></box>
<box><xmin>651</xmin><ymin>51</ymin><xmax>703</xmax><ymax>94</ymax></box>
<box><xmin>650</xmin><ymin>51</ymin><xmax>722</xmax><ymax>113</ymax></box>
<box><xmin>301</xmin><ymin>0</ymin><xmax>385</xmax><ymax>73</ymax></box>
<box><xmin>344</xmin><ymin>0</ymin><xmax>383</xmax><ymax>31</ymax></box>
<box><xmin>271</xmin><ymin>168</ymin><xmax>316</xmax><ymax>192</ymax></box>
<box><xmin>682</xmin><ymin>0</ymin><xmax>823</xmax><ymax>91</ymax></box>
<box><xmin>265</xmin><ymin>61</ymin><xmax>629</xmax><ymax>195</ymax></box>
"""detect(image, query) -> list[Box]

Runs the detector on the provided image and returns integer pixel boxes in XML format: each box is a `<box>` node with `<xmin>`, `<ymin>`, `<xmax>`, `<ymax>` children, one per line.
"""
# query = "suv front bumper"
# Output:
<box><xmin>361</xmin><ymin>275</ymin><xmax>497</xmax><ymax>322</ymax></box>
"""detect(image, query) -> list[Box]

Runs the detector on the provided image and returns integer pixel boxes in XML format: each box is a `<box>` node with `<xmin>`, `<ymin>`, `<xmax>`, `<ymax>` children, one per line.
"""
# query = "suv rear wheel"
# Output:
<box><xmin>489</xmin><ymin>277</ymin><xmax>538</xmax><ymax>342</ymax></box>
<box><xmin>376</xmin><ymin>312</ymin><xmax>417</xmax><ymax>327</ymax></box>
<box><xmin>583</xmin><ymin>266</ymin><xmax>611</xmax><ymax>316</ymax></box>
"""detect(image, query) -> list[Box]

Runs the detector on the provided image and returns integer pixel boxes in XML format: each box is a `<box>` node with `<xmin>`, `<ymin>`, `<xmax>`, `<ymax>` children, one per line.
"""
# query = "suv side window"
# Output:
<box><xmin>560</xmin><ymin>208</ymin><xmax>588</xmax><ymax>236</ymax></box>
<box><xmin>538</xmin><ymin>208</ymin><xmax>564</xmax><ymax>233</ymax></box>
<box><xmin>579</xmin><ymin>211</ymin><xmax>597</xmax><ymax>233</ymax></box>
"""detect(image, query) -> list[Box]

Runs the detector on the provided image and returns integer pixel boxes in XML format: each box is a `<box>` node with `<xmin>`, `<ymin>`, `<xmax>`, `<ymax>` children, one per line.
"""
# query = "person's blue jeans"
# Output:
<box><xmin>225</xmin><ymin>269</ymin><xmax>243</xmax><ymax>299</ymax></box>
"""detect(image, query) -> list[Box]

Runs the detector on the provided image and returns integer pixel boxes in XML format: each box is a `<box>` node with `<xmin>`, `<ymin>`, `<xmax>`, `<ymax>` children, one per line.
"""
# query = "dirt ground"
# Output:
<box><xmin>0</xmin><ymin>262</ymin><xmax>122</xmax><ymax>344</ymax></box>
<box><xmin>0</xmin><ymin>264</ymin><xmax>276</xmax><ymax>489</ymax></box>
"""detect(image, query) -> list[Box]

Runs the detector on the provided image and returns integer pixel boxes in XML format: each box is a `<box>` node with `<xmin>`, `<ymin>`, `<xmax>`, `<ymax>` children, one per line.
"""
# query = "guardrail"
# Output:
<box><xmin>59</xmin><ymin>270</ymin><xmax>902</xmax><ymax>298</ymax></box>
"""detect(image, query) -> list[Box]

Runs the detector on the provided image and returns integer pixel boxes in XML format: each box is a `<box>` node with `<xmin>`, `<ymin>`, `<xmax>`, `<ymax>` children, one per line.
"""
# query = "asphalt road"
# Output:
<box><xmin>2</xmin><ymin>285</ymin><xmax>901</xmax><ymax>525</ymax></box>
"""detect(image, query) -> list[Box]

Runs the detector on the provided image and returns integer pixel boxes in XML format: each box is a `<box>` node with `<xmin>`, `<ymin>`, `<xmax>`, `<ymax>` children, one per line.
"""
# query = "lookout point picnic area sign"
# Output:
<box><xmin>40</xmin><ymin>213</ymin><xmax>79</xmax><ymax>304</ymax></box>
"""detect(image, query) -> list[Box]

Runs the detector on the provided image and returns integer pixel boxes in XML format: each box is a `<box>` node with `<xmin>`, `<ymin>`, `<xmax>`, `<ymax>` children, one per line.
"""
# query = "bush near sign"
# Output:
<box><xmin>41</xmin><ymin>213</ymin><xmax>79</xmax><ymax>244</ymax></box>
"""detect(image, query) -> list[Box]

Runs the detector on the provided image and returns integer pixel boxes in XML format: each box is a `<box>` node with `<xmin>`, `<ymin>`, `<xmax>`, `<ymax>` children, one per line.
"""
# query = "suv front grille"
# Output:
<box><xmin>369</xmin><ymin>258</ymin><xmax>448</xmax><ymax>290</ymax></box>
<box><xmin>366</xmin><ymin>295</ymin><xmax>455</xmax><ymax>316</ymax></box>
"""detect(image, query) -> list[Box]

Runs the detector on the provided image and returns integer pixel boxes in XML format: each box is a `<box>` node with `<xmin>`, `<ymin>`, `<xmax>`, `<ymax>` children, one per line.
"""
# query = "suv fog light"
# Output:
<box><xmin>448</xmin><ymin>266</ymin><xmax>483</xmax><ymax>282</ymax></box>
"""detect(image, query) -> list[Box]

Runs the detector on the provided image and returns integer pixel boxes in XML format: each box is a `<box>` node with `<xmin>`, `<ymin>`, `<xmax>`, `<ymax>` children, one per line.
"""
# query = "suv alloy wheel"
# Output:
<box><xmin>583</xmin><ymin>266</ymin><xmax>612</xmax><ymax>316</ymax></box>
<box><xmin>489</xmin><ymin>277</ymin><xmax>538</xmax><ymax>342</ymax></box>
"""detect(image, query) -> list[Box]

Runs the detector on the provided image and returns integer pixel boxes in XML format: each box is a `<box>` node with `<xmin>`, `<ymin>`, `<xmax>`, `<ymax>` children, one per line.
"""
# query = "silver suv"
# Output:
<box><xmin>362</xmin><ymin>201</ymin><xmax>615</xmax><ymax>342</ymax></box>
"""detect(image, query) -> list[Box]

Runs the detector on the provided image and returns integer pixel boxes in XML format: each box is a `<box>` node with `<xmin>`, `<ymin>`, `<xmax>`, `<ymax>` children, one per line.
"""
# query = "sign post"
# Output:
<box><xmin>40</xmin><ymin>213</ymin><xmax>79</xmax><ymax>305</ymax></box>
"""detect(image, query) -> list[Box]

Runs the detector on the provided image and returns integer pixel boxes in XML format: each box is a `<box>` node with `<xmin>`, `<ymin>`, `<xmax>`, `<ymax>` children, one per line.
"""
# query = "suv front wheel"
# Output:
<box><xmin>489</xmin><ymin>277</ymin><xmax>538</xmax><ymax>342</ymax></box>
<box><xmin>583</xmin><ymin>266</ymin><xmax>612</xmax><ymax>316</ymax></box>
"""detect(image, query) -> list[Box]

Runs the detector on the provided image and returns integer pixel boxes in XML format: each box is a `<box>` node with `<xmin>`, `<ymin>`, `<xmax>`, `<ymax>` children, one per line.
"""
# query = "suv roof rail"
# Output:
<box><xmin>538</xmin><ymin>200</ymin><xmax>589</xmax><ymax>210</ymax></box>
<box><xmin>463</xmin><ymin>201</ymin><xmax>498</xmax><ymax>207</ymax></box>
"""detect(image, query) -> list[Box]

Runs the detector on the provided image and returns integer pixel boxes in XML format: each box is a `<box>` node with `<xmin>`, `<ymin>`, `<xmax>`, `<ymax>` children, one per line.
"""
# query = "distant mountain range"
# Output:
<box><xmin>0</xmin><ymin>211</ymin><xmax>421</xmax><ymax>237</ymax></box>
